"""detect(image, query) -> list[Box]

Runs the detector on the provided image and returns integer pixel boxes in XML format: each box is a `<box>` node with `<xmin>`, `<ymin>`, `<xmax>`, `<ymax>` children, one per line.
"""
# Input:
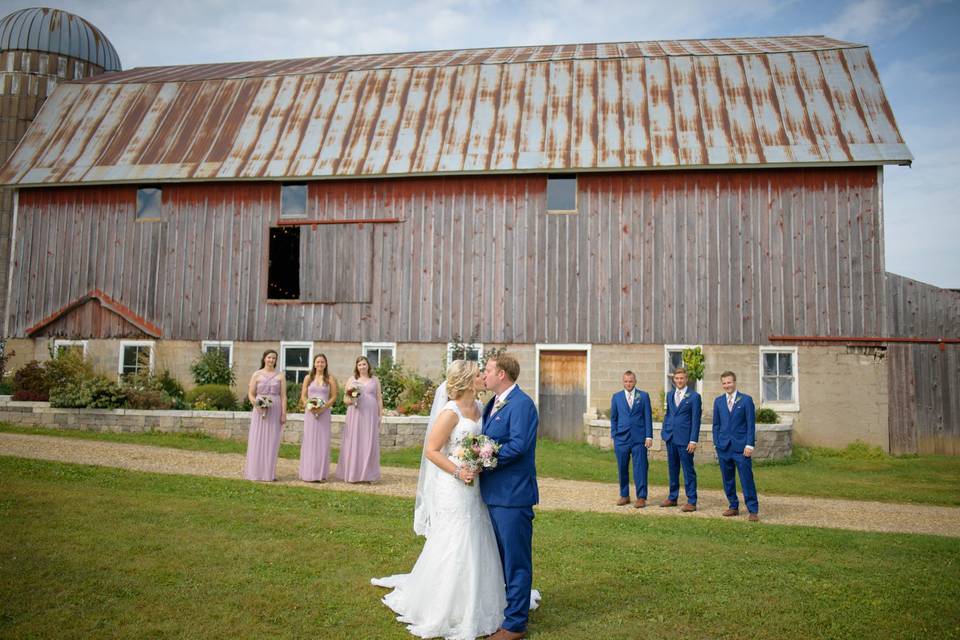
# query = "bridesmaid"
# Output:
<box><xmin>244</xmin><ymin>349</ymin><xmax>287</xmax><ymax>481</ymax></box>
<box><xmin>335</xmin><ymin>355</ymin><xmax>383</xmax><ymax>483</ymax></box>
<box><xmin>299</xmin><ymin>353</ymin><xmax>337</xmax><ymax>482</ymax></box>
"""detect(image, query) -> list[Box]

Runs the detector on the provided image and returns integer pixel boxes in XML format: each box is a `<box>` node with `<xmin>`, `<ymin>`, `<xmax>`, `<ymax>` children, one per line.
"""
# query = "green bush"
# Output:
<box><xmin>330</xmin><ymin>384</ymin><xmax>347</xmax><ymax>415</ymax></box>
<box><xmin>156</xmin><ymin>370</ymin><xmax>186</xmax><ymax>404</ymax></box>
<box><xmin>44</xmin><ymin>349</ymin><xmax>94</xmax><ymax>388</ymax></box>
<box><xmin>682</xmin><ymin>346</ymin><xmax>705</xmax><ymax>384</ymax></box>
<box><xmin>395</xmin><ymin>370</ymin><xmax>436</xmax><ymax>416</ymax></box>
<box><xmin>0</xmin><ymin>375</ymin><xmax>13</xmax><ymax>395</ymax></box>
<box><xmin>12</xmin><ymin>361</ymin><xmax>51</xmax><ymax>401</ymax></box>
<box><xmin>50</xmin><ymin>376</ymin><xmax>127</xmax><ymax>409</ymax></box>
<box><xmin>286</xmin><ymin>381</ymin><xmax>303</xmax><ymax>413</ymax></box>
<box><xmin>186</xmin><ymin>384</ymin><xmax>236</xmax><ymax>411</ymax></box>
<box><xmin>190</xmin><ymin>350</ymin><xmax>236</xmax><ymax>386</ymax></box>
<box><xmin>124</xmin><ymin>389</ymin><xmax>175</xmax><ymax>410</ymax></box>
<box><xmin>756</xmin><ymin>407</ymin><xmax>780</xmax><ymax>424</ymax></box>
<box><xmin>374</xmin><ymin>358</ymin><xmax>403</xmax><ymax>409</ymax></box>
<box><xmin>652</xmin><ymin>390</ymin><xmax>666</xmax><ymax>422</ymax></box>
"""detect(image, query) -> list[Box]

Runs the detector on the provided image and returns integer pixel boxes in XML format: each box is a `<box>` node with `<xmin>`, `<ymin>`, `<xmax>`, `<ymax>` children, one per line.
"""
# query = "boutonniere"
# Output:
<box><xmin>734</xmin><ymin>396</ymin><xmax>742</xmax><ymax>405</ymax></box>
<box><xmin>493</xmin><ymin>398</ymin><xmax>509</xmax><ymax>412</ymax></box>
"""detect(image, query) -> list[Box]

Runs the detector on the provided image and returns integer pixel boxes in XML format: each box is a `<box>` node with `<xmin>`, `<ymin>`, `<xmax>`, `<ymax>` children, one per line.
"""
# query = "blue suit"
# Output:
<box><xmin>712</xmin><ymin>392</ymin><xmax>759</xmax><ymax>514</ymax></box>
<box><xmin>481</xmin><ymin>385</ymin><xmax>538</xmax><ymax>633</ymax></box>
<box><xmin>662</xmin><ymin>387</ymin><xmax>702</xmax><ymax>504</ymax></box>
<box><xmin>609</xmin><ymin>389</ymin><xmax>653</xmax><ymax>498</ymax></box>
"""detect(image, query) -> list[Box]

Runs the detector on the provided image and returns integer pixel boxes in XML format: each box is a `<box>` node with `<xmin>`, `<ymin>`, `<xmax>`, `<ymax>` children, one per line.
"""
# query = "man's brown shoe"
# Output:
<box><xmin>487</xmin><ymin>629</ymin><xmax>526</xmax><ymax>640</ymax></box>
<box><xmin>659</xmin><ymin>499</ymin><xmax>677</xmax><ymax>508</ymax></box>
<box><xmin>681</xmin><ymin>503</ymin><xmax>697</xmax><ymax>512</ymax></box>
<box><xmin>634</xmin><ymin>498</ymin><xmax>646</xmax><ymax>508</ymax></box>
<box><xmin>748</xmin><ymin>513</ymin><xmax>759</xmax><ymax>522</ymax></box>
<box><xmin>616</xmin><ymin>496</ymin><xmax>630</xmax><ymax>506</ymax></box>
<box><xmin>722</xmin><ymin>507</ymin><xmax>740</xmax><ymax>517</ymax></box>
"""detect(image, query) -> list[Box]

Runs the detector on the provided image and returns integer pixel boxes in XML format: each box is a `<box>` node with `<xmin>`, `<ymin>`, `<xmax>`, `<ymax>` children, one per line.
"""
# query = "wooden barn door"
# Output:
<box><xmin>538</xmin><ymin>350</ymin><xmax>587</xmax><ymax>441</ymax></box>
<box><xmin>888</xmin><ymin>343</ymin><xmax>960</xmax><ymax>455</ymax></box>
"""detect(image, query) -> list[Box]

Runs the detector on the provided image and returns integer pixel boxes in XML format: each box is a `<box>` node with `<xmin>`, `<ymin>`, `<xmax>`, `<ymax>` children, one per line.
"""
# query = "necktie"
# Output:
<box><xmin>627</xmin><ymin>392</ymin><xmax>633</xmax><ymax>409</ymax></box>
<box><xmin>727</xmin><ymin>395</ymin><xmax>734</xmax><ymax>411</ymax></box>
<box><xmin>675</xmin><ymin>390</ymin><xmax>683</xmax><ymax>407</ymax></box>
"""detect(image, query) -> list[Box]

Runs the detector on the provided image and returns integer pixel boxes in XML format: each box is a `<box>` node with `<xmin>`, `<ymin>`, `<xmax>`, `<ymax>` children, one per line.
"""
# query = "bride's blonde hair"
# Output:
<box><xmin>446</xmin><ymin>360</ymin><xmax>479</xmax><ymax>400</ymax></box>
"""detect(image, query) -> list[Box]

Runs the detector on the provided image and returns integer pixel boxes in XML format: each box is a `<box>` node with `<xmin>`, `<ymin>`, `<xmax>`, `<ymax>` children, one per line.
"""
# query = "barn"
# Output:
<box><xmin>1</xmin><ymin>25</ymin><xmax>958</xmax><ymax>452</ymax></box>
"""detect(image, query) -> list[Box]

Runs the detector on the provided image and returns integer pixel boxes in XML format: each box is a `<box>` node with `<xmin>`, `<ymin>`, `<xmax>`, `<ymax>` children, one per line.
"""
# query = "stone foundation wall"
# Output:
<box><xmin>0</xmin><ymin>400</ymin><xmax>428</xmax><ymax>449</ymax></box>
<box><xmin>584</xmin><ymin>418</ymin><xmax>793</xmax><ymax>461</ymax></box>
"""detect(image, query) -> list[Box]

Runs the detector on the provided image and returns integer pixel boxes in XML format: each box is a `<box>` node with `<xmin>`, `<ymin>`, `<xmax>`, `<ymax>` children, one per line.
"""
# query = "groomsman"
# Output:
<box><xmin>712</xmin><ymin>371</ymin><xmax>760</xmax><ymax>521</ymax></box>
<box><xmin>609</xmin><ymin>371</ymin><xmax>653</xmax><ymax>508</ymax></box>
<box><xmin>660</xmin><ymin>367</ymin><xmax>702</xmax><ymax>512</ymax></box>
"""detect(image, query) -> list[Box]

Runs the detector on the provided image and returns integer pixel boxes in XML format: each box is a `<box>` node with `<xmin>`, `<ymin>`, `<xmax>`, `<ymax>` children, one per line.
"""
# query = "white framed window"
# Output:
<box><xmin>447</xmin><ymin>342</ymin><xmax>483</xmax><ymax>366</ymax></box>
<box><xmin>362</xmin><ymin>342</ymin><xmax>396</xmax><ymax>369</ymax></box>
<box><xmin>53</xmin><ymin>339</ymin><xmax>88</xmax><ymax>359</ymax></box>
<box><xmin>280</xmin><ymin>341</ymin><xmax>313</xmax><ymax>385</ymax></box>
<box><xmin>759</xmin><ymin>347</ymin><xmax>799</xmax><ymax>411</ymax></box>
<box><xmin>201</xmin><ymin>340</ymin><xmax>234</xmax><ymax>368</ymax></box>
<box><xmin>119</xmin><ymin>340</ymin><xmax>155</xmax><ymax>377</ymax></box>
<box><xmin>664</xmin><ymin>345</ymin><xmax>704</xmax><ymax>395</ymax></box>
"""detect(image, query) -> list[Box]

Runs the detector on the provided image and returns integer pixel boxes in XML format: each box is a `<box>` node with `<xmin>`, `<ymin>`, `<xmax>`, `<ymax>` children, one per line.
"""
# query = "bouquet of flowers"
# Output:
<box><xmin>452</xmin><ymin>434</ymin><xmax>501</xmax><ymax>485</ymax></box>
<box><xmin>255</xmin><ymin>395</ymin><xmax>273</xmax><ymax>414</ymax></box>
<box><xmin>305</xmin><ymin>397</ymin><xmax>325</xmax><ymax>412</ymax></box>
<box><xmin>346</xmin><ymin>386</ymin><xmax>361</xmax><ymax>403</ymax></box>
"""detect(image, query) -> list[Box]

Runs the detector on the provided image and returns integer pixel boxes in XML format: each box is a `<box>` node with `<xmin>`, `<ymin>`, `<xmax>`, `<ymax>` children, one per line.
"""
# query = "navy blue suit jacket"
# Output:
<box><xmin>712</xmin><ymin>392</ymin><xmax>756</xmax><ymax>452</ymax></box>
<box><xmin>662</xmin><ymin>388</ymin><xmax>702</xmax><ymax>445</ymax></box>
<box><xmin>609</xmin><ymin>389</ymin><xmax>653</xmax><ymax>447</ymax></box>
<box><xmin>480</xmin><ymin>386</ymin><xmax>539</xmax><ymax>507</ymax></box>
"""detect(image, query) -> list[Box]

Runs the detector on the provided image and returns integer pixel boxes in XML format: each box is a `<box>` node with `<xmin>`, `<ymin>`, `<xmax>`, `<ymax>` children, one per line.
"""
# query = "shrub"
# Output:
<box><xmin>50</xmin><ymin>376</ymin><xmax>128</xmax><ymax>409</ymax></box>
<box><xmin>0</xmin><ymin>376</ymin><xmax>13</xmax><ymax>395</ymax></box>
<box><xmin>374</xmin><ymin>358</ymin><xmax>404</xmax><ymax>409</ymax></box>
<box><xmin>125</xmin><ymin>389</ymin><xmax>175</xmax><ymax>410</ymax></box>
<box><xmin>652</xmin><ymin>390</ymin><xmax>666</xmax><ymax>422</ymax></box>
<box><xmin>395</xmin><ymin>371</ymin><xmax>436</xmax><ymax>416</ymax></box>
<box><xmin>756</xmin><ymin>407</ymin><xmax>780</xmax><ymax>424</ymax></box>
<box><xmin>44</xmin><ymin>349</ymin><xmax>94</xmax><ymax>388</ymax></box>
<box><xmin>12</xmin><ymin>361</ymin><xmax>51</xmax><ymax>401</ymax></box>
<box><xmin>156</xmin><ymin>370</ymin><xmax>188</xmax><ymax>409</ymax></box>
<box><xmin>190</xmin><ymin>350</ymin><xmax>236</xmax><ymax>386</ymax></box>
<box><xmin>286</xmin><ymin>381</ymin><xmax>303</xmax><ymax>413</ymax></box>
<box><xmin>330</xmin><ymin>385</ymin><xmax>346</xmax><ymax>415</ymax></box>
<box><xmin>186</xmin><ymin>384</ymin><xmax>236</xmax><ymax>410</ymax></box>
<box><xmin>238</xmin><ymin>396</ymin><xmax>253</xmax><ymax>412</ymax></box>
<box><xmin>681</xmin><ymin>346</ymin><xmax>705</xmax><ymax>384</ymax></box>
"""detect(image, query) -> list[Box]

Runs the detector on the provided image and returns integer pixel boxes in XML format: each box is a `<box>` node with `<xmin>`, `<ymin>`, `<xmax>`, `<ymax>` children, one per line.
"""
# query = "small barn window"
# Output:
<box><xmin>664</xmin><ymin>345</ymin><xmax>704</xmax><ymax>395</ymax></box>
<box><xmin>362</xmin><ymin>342</ymin><xmax>396</xmax><ymax>369</ymax></box>
<box><xmin>268</xmin><ymin>227</ymin><xmax>300</xmax><ymax>300</ymax></box>
<box><xmin>201</xmin><ymin>340</ymin><xmax>234</xmax><ymax>368</ymax></box>
<box><xmin>136</xmin><ymin>187</ymin><xmax>162</xmax><ymax>221</ymax></box>
<box><xmin>760</xmin><ymin>347</ymin><xmax>799</xmax><ymax>409</ymax></box>
<box><xmin>448</xmin><ymin>342</ymin><xmax>483</xmax><ymax>366</ymax></box>
<box><xmin>119</xmin><ymin>340</ymin><xmax>155</xmax><ymax>378</ymax></box>
<box><xmin>54</xmin><ymin>339</ymin><xmax>88</xmax><ymax>359</ymax></box>
<box><xmin>547</xmin><ymin>175</ymin><xmax>577</xmax><ymax>213</ymax></box>
<box><xmin>280</xmin><ymin>184</ymin><xmax>308</xmax><ymax>219</ymax></box>
<box><xmin>281</xmin><ymin>341</ymin><xmax>313</xmax><ymax>384</ymax></box>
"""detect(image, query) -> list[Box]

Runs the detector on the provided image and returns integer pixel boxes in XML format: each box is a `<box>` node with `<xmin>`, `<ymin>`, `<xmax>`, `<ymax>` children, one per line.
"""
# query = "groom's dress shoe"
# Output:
<box><xmin>487</xmin><ymin>629</ymin><xmax>526</xmax><ymax>640</ymax></box>
<box><xmin>659</xmin><ymin>499</ymin><xmax>677</xmax><ymax>507</ymax></box>
<box><xmin>722</xmin><ymin>507</ymin><xmax>740</xmax><ymax>517</ymax></box>
<box><xmin>616</xmin><ymin>496</ymin><xmax>630</xmax><ymax>506</ymax></box>
<box><xmin>634</xmin><ymin>498</ymin><xmax>646</xmax><ymax>508</ymax></box>
<box><xmin>681</xmin><ymin>503</ymin><xmax>697</xmax><ymax>512</ymax></box>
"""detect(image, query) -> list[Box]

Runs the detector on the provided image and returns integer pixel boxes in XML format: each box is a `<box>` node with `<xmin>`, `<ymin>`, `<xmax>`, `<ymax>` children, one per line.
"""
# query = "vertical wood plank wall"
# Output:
<box><xmin>10</xmin><ymin>167</ymin><xmax>883</xmax><ymax>344</ymax></box>
<box><xmin>888</xmin><ymin>343</ymin><xmax>959</xmax><ymax>455</ymax></box>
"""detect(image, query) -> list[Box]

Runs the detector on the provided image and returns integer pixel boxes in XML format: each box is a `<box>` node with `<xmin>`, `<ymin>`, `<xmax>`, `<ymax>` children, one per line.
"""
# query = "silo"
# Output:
<box><xmin>0</xmin><ymin>7</ymin><xmax>121</xmax><ymax>342</ymax></box>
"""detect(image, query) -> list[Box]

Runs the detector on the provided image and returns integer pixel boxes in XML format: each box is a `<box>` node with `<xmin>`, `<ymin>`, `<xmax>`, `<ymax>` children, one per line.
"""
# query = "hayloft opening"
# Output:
<box><xmin>268</xmin><ymin>226</ymin><xmax>300</xmax><ymax>299</ymax></box>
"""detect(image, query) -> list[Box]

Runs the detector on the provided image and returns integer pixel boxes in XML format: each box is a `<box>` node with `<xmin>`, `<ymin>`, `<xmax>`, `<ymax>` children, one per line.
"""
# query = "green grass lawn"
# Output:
<box><xmin>2</xmin><ymin>423</ymin><xmax>959</xmax><ymax>506</ymax></box>
<box><xmin>0</xmin><ymin>456</ymin><xmax>957</xmax><ymax>639</ymax></box>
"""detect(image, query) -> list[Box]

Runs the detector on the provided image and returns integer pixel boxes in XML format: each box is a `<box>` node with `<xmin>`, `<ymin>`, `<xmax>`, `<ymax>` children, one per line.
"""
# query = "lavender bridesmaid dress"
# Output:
<box><xmin>299</xmin><ymin>379</ymin><xmax>331</xmax><ymax>482</ymax></box>
<box><xmin>335</xmin><ymin>377</ymin><xmax>382</xmax><ymax>482</ymax></box>
<box><xmin>244</xmin><ymin>373</ymin><xmax>283</xmax><ymax>481</ymax></box>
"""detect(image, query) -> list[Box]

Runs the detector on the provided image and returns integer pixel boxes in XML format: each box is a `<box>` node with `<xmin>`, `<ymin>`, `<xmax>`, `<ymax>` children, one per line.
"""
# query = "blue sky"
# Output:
<box><xmin>2</xmin><ymin>0</ymin><xmax>958</xmax><ymax>287</ymax></box>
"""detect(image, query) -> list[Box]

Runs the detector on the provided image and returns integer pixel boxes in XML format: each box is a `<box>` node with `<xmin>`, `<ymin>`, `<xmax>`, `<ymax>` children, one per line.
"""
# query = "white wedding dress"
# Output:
<box><xmin>372</xmin><ymin>400</ymin><xmax>507</xmax><ymax>640</ymax></box>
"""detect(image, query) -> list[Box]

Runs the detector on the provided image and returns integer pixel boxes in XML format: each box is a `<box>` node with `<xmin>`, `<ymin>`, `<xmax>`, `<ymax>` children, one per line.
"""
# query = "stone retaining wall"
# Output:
<box><xmin>584</xmin><ymin>418</ymin><xmax>793</xmax><ymax>461</ymax></box>
<box><xmin>0</xmin><ymin>400</ymin><xmax>429</xmax><ymax>449</ymax></box>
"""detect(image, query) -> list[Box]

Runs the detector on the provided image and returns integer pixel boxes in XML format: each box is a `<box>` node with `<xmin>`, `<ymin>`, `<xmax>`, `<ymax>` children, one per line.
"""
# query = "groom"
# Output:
<box><xmin>480</xmin><ymin>353</ymin><xmax>539</xmax><ymax>640</ymax></box>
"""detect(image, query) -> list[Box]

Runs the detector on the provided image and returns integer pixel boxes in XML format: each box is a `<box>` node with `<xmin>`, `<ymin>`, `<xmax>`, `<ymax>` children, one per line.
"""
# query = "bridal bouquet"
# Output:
<box><xmin>255</xmin><ymin>395</ymin><xmax>273</xmax><ymax>414</ymax></box>
<box><xmin>304</xmin><ymin>397</ymin><xmax>325</xmax><ymax>412</ymax></box>
<box><xmin>346</xmin><ymin>386</ymin><xmax>361</xmax><ymax>402</ymax></box>
<box><xmin>453</xmin><ymin>434</ymin><xmax>501</xmax><ymax>485</ymax></box>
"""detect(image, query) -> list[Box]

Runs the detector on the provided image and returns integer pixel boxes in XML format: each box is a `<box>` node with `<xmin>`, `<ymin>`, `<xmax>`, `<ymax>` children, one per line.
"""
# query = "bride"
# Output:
<box><xmin>372</xmin><ymin>360</ymin><xmax>518</xmax><ymax>639</ymax></box>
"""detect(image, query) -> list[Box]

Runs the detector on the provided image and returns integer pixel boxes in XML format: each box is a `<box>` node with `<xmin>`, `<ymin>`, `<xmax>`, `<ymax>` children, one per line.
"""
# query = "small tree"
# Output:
<box><xmin>682</xmin><ymin>346</ymin><xmax>705</xmax><ymax>386</ymax></box>
<box><xmin>190</xmin><ymin>350</ymin><xmax>236</xmax><ymax>386</ymax></box>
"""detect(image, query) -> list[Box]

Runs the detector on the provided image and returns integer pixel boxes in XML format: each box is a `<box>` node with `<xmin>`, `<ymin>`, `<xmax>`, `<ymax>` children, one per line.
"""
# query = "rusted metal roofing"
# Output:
<box><xmin>0</xmin><ymin>35</ymin><xmax>912</xmax><ymax>187</ymax></box>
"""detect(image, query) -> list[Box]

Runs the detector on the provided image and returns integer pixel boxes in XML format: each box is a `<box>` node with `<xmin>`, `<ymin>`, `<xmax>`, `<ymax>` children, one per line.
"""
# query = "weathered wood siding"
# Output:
<box><xmin>8</xmin><ymin>167</ymin><xmax>883</xmax><ymax>344</ymax></box>
<box><xmin>885</xmin><ymin>272</ymin><xmax>960</xmax><ymax>338</ymax></box>
<box><xmin>888</xmin><ymin>343</ymin><xmax>960</xmax><ymax>455</ymax></box>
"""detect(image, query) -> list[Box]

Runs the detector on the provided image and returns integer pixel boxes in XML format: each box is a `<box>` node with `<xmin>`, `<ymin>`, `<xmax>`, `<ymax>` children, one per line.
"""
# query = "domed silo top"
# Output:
<box><xmin>0</xmin><ymin>7</ymin><xmax>121</xmax><ymax>72</ymax></box>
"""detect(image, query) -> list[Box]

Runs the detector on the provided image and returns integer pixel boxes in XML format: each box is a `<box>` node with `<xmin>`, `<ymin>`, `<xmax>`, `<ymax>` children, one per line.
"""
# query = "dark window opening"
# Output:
<box><xmin>281</xmin><ymin>183</ymin><xmax>308</xmax><ymax>219</ymax></box>
<box><xmin>546</xmin><ymin>175</ymin><xmax>577</xmax><ymax>212</ymax></box>
<box><xmin>268</xmin><ymin>226</ymin><xmax>300</xmax><ymax>300</ymax></box>
<box><xmin>136</xmin><ymin>187</ymin><xmax>162</xmax><ymax>220</ymax></box>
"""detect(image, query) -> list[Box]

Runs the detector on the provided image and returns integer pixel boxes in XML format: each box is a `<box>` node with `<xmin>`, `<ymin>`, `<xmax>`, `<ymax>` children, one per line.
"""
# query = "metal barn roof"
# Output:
<box><xmin>0</xmin><ymin>35</ymin><xmax>911</xmax><ymax>187</ymax></box>
<box><xmin>0</xmin><ymin>7</ymin><xmax>121</xmax><ymax>71</ymax></box>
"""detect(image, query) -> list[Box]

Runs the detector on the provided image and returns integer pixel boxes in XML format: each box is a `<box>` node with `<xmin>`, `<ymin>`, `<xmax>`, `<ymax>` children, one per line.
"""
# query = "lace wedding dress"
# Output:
<box><xmin>372</xmin><ymin>400</ymin><xmax>507</xmax><ymax>639</ymax></box>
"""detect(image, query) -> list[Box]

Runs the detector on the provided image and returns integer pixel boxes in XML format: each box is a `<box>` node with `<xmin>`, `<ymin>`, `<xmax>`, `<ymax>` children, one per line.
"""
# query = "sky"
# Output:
<box><xmin>2</xmin><ymin>0</ymin><xmax>959</xmax><ymax>288</ymax></box>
